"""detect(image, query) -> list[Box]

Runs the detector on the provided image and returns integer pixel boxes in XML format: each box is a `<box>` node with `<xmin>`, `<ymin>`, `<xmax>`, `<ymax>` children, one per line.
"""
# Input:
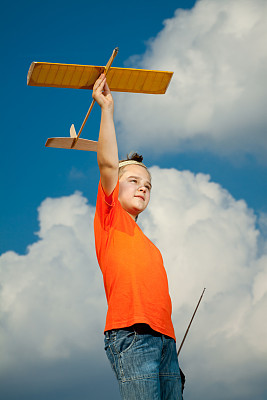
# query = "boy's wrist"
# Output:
<box><xmin>101</xmin><ymin>106</ymin><xmax>114</xmax><ymax>116</ymax></box>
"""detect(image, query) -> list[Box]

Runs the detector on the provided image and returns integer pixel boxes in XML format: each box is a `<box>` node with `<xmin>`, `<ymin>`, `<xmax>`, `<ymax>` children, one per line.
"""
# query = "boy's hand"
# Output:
<box><xmin>93</xmin><ymin>74</ymin><xmax>114</xmax><ymax>112</ymax></box>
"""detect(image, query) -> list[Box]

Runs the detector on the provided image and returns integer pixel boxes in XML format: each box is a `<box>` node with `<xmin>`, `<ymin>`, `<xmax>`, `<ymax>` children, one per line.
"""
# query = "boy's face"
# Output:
<box><xmin>118</xmin><ymin>164</ymin><xmax>151</xmax><ymax>220</ymax></box>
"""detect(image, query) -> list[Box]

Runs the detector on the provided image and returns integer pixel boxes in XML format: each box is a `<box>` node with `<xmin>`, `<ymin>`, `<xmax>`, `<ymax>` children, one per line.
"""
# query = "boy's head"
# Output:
<box><xmin>118</xmin><ymin>153</ymin><xmax>151</xmax><ymax>220</ymax></box>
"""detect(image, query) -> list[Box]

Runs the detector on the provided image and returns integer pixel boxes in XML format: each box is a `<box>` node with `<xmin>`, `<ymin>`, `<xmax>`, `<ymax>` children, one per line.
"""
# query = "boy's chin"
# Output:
<box><xmin>133</xmin><ymin>206</ymin><xmax>146</xmax><ymax>215</ymax></box>
<box><xmin>129</xmin><ymin>207</ymin><xmax>142</xmax><ymax>216</ymax></box>
<box><xmin>124</xmin><ymin>202</ymin><xmax>147</xmax><ymax>216</ymax></box>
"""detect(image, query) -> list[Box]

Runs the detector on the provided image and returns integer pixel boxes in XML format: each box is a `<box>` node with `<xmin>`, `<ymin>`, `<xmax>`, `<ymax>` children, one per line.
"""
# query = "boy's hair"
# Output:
<box><xmin>120</xmin><ymin>152</ymin><xmax>144</xmax><ymax>164</ymax></box>
<box><xmin>119</xmin><ymin>152</ymin><xmax>151</xmax><ymax>180</ymax></box>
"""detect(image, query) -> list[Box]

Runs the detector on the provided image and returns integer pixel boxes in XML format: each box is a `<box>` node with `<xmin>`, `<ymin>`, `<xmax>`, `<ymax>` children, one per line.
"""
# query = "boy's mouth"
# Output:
<box><xmin>135</xmin><ymin>195</ymin><xmax>145</xmax><ymax>201</ymax></box>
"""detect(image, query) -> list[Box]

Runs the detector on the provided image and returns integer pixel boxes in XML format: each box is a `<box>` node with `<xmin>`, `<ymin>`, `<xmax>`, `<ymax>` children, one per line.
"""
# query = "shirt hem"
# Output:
<box><xmin>104</xmin><ymin>317</ymin><xmax>176</xmax><ymax>341</ymax></box>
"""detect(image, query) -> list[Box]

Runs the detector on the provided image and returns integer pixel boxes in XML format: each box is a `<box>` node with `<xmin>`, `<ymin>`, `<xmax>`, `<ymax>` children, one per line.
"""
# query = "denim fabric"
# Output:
<box><xmin>104</xmin><ymin>327</ymin><xmax>183</xmax><ymax>400</ymax></box>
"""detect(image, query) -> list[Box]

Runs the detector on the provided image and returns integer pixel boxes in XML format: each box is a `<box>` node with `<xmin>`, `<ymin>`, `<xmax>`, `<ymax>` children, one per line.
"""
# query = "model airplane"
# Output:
<box><xmin>27</xmin><ymin>48</ymin><xmax>173</xmax><ymax>151</ymax></box>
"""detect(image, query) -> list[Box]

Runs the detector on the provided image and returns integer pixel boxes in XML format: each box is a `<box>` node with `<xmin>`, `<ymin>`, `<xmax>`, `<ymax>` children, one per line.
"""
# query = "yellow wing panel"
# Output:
<box><xmin>27</xmin><ymin>62</ymin><xmax>173</xmax><ymax>94</ymax></box>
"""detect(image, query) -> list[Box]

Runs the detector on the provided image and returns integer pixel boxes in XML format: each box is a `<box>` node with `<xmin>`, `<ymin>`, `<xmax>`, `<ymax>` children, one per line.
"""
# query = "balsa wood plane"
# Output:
<box><xmin>27</xmin><ymin>48</ymin><xmax>173</xmax><ymax>151</ymax></box>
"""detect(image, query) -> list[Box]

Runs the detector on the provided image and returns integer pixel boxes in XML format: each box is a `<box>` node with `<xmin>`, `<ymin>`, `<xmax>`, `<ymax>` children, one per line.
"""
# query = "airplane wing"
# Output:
<box><xmin>27</xmin><ymin>62</ymin><xmax>173</xmax><ymax>94</ymax></box>
<box><xmin>45</xmin><ymin>137</ymin><xmax>98</xmax><ymax>151</ymax></box>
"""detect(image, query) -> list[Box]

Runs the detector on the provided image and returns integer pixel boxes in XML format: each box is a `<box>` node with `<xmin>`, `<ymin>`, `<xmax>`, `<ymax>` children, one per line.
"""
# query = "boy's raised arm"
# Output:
<box><xmin>93</xmin><ymin>74</ymin><xmax>119</xmax><ymax>197</ymax></box>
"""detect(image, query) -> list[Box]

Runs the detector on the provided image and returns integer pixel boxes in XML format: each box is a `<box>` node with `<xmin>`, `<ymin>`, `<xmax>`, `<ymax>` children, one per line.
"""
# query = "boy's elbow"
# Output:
<box><xmin>98</xmin><ymin>163</ymin><xmax>119</xmax><ymax>175</ymax></box>
<box><xmin>98</xmin><ymin>163</ymin><xmax>119</xmax><ymax>196</ymax></box>
<box><xmin>97</xmin><ymin>155</ymin><xmax>119</xmax><ymax>171</ymax></box>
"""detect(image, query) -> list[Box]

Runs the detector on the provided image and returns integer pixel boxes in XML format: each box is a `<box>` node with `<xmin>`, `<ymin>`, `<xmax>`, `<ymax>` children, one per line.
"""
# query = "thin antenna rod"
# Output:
<box><xmin>177</xmin><ymin>288</ymin><xmax>206</xmax><ymax>357</ymax></box>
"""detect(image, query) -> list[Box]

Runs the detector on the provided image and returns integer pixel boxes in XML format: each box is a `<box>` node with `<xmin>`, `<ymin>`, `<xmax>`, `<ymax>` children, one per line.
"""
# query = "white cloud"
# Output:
<box><xmin>0</xmin><ymin>168</ymin><xmax>267</xmax><ymax>399</ymax></box>
<box><xmin>115</xmin><ymin>0</ymin><xmax>267</xmax><ymax>159</ymax></box>
<box><xmin>140</xmin><ymin>166</ymin><xmax>267</xmax><ymax>398</ymax></box>
<box><xmin>0</xmin><ymin>193</ymin><xmax>106</xmax><ymax>370</ymax></box>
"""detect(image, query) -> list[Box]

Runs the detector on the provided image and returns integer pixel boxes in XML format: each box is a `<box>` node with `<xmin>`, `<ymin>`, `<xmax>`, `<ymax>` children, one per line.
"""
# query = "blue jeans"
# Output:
<box><xmin>104</xmin><ymin>325</ymin><xmax>183</xmax><ymax>400</ymax></box>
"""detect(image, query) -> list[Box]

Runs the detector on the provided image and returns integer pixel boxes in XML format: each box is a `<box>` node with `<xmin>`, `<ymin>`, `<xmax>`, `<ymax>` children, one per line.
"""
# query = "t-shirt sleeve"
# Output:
<box><xmin>95</xmin><ymin>179</ymin><xmax>120</xmax><ymax>231</ymax></box>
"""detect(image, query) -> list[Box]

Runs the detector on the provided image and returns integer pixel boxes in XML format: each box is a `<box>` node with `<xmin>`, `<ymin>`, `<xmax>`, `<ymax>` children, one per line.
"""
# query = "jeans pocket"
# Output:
<box><xmin>112</xmin><ymin>329</ymin><xmax>137</xmax><ymax>355</ymax></box>
<box><xmin>104</xmin><ymin>330</ymin><xmax>137</xmax><ymax>381</ymax></box>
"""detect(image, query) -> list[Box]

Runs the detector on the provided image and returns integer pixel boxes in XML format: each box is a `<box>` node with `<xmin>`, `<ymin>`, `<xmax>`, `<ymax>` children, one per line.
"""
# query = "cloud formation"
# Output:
<box><xmin>115</xmin><ymin>0</ymin><xmax>267</xmax><ymax>159</ymax></box>
<box><xmin>141</xmin><ymin>167</ymin><xmax>267</xmax><ymax>398</ymax></box>
<box><xmin>1</xmin><ymin>167</ymin><xmax>267</xmax><ymax>399</ymax></box>
<box><xmin>0</xmin><ymin>193</ymin><xmax>105</xmax><ymax>369</ymax></box>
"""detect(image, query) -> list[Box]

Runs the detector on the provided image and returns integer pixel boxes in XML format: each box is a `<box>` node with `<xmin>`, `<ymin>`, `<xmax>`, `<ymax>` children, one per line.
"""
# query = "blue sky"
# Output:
<box><xmin>1</xmin><ymin>0</ymin><xmax>266</xmax><ymax>255</ymax></box>
<box><xmin>1</xmin><ymin>1</ymin><xmax>267</xmax><ymax>399</ymax></box>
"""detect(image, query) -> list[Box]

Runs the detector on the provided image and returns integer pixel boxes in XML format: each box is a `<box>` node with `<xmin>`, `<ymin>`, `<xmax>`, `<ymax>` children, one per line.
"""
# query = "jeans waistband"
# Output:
<box><xmin>107</xmin><ymin>323</ymin><xmax>162</xmax><ymax>337</ymax></box>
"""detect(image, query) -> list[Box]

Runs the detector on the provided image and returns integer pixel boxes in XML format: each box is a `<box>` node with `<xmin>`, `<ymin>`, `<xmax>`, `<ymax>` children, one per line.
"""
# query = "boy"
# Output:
<box><xmin>93</xmin><ymin>74</ymin><xmax>183</xmax><ymax>400</ymax></box>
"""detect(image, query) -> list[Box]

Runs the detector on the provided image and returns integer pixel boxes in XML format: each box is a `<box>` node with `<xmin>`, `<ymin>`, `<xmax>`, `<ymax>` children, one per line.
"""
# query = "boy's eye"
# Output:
<box><xmin>130</xmin><ymin>179</ymin><xmax>137</xmax><ymax>183</ymax></box>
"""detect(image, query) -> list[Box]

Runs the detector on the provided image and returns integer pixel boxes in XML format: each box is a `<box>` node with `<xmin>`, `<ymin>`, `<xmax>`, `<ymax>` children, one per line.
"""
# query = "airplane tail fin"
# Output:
<box><xmin>70</xmin><ymin>124</ymin><xmax>77</xmax><ymax>138</ymax></box>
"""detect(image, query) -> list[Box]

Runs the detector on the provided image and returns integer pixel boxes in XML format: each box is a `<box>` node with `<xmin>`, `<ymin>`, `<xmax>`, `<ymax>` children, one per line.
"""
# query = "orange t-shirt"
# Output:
<box><xmin>94</xmin><ymin>180</ymin><xmax>175</xmax><ymax>340</ymax></box>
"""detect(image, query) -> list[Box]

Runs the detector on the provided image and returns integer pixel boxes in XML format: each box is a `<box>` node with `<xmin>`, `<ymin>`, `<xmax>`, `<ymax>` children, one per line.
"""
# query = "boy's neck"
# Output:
<box><xmin>126</xmin><ymin>211</ymin><xmax>138</xmax><ymax>222</ymax></box>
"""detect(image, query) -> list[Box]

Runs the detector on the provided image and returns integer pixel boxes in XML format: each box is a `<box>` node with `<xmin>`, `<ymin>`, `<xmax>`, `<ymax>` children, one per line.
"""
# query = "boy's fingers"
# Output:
<box><xmin>93</xmin><ymin>80</ymin><xmax>106</xmax><ymax>96</ymax></box>
<box><xmin>98</xmin><ymin>79</ymin><xmax>106</xmax><ymax>90</ymax></box>
<box><xmin>103</xmin><ymin>80</ymin><xmax>111</xmax><ymax>94</ymax></box>
<box><xmin>93</xmin><ymin>74</ymin><xmax>105</xmax><ymax>90</ymax></box>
